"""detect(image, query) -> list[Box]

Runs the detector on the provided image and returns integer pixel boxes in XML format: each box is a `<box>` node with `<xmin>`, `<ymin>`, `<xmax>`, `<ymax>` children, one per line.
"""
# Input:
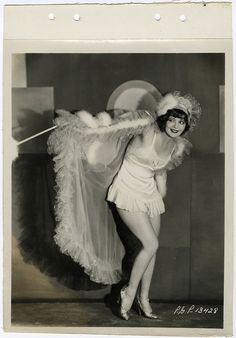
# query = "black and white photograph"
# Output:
<box><xmin>8</xmin><ymin>50</ymin><xmax>229</xmax><ymax>333</ymax></box>
<box><xmin>1</xmin><ymin>1</ymin><xmax>235</xmax><ymax>337</ymax></box>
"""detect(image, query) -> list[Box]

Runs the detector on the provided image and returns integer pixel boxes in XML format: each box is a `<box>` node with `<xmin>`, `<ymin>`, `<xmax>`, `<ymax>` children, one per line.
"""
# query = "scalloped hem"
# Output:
<box><xmin>54</xmin><ymin>232</ymin><xmax>122</xmax><ymax>285</ymax></box>
<box><xmin>107</xmin><ymin>185</ymin><xmax>165</xmax><ymax>217</ymax></box>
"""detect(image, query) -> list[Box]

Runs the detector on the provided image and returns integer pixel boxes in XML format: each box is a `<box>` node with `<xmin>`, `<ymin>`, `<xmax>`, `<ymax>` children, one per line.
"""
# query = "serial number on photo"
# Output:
<box><xmin>174</xmin><ymin>305</ymin><xmax>219</xmax><ymax>315</ymax></box>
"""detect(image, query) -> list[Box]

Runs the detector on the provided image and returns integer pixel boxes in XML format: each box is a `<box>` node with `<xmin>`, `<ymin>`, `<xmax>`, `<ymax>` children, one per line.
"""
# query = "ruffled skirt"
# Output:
<box><xmin>107</xmin><ymin>180</ymin><xmax>165</xmax><ymax>218</ymax></box>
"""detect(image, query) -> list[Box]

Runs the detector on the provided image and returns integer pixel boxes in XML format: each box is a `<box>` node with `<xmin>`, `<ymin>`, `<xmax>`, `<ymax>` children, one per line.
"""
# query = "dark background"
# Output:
<box><xmin>12</xmin><ymin>53</ymin><xmax>224</xmax><ymax>302</ymax></box>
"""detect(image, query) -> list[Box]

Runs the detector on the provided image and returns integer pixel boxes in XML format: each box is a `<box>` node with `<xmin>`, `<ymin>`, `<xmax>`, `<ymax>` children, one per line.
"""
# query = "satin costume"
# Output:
<box><xmin>107</xmin><ymin>133</ymin><xmax>174</xmax><ymax>217</ymax></box>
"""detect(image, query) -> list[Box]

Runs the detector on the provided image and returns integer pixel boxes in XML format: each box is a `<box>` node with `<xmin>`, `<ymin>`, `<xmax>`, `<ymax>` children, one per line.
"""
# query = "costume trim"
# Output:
<box><xmin>47</xmin><ymin>109</ymin><xmax>154</xmax><ymax>284</ymax></box>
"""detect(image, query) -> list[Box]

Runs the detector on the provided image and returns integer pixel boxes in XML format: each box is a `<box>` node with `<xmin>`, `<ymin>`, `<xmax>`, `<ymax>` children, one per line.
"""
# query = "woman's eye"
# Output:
<box><xmin>180</xmin><ymin>120</ymin><xmax>185</xmax><ymax>125</ymax></box>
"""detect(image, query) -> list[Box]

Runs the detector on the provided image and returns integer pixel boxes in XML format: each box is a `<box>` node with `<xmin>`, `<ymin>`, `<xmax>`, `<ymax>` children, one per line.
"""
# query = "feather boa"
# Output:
<box><xmin>48</xmin><ymin>109</ymin><xmax>155</xmax><ymax>159</ymax></box>
<box><xmin>47</xmin><ymin>109</ymin><xmax>155</xmax><ymax>284</ymax></box>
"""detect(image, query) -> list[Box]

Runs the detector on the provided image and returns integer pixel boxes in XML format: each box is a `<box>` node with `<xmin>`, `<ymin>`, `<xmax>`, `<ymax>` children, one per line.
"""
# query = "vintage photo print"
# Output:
<box><xmin>2</xmin><ymin>3</ymin><xmax>233</xmax><ymax>337</ymax></box>
<box><xmin>4</xmin><ymin>46</ymin><xmax>233</xmax><ymax>336</ymax></box>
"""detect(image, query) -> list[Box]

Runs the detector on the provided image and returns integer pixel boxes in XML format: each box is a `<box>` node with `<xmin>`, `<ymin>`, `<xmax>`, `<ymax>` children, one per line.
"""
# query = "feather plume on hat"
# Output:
<box><xmin>157</xmin><ymin>93</ymin><xmax>180</xmax><ymax>116</ymax></box>
<box><xmin>156</xmin><ymin>91</ymin><xmax>202</xmax><ymax>131</ymax></box>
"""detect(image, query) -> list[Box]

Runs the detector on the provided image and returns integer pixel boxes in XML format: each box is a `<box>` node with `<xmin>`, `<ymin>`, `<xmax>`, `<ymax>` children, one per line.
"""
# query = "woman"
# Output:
<box><xmin>106</xmin><ymin>92</ymin><xmax>201</xmax><ymax>320</ymax></box>
<box><xmin>47</xmin><ymin>90</ymin><xmax>201</xmax><ymax>315</ymax></box>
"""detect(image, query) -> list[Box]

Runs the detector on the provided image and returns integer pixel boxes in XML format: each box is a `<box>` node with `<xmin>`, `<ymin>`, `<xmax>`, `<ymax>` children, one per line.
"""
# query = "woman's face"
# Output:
<box><xmin>165</xmin><ymin>115</ymin><xmax>186</xmax><ymax>138</ymax></box>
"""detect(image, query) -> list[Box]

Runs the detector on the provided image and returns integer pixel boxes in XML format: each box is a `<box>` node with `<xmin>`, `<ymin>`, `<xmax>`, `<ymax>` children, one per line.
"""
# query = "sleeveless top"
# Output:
<box><xmin>107</xmin><ymin>132</ymin><xmax>176</xmax><ymax>217</ymax></box>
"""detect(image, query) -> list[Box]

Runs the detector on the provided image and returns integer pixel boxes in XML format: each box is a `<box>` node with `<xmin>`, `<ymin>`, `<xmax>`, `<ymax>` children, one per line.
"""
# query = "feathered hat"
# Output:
<box><xmin>157</xmin><ymin>91</ymin><xmax>202</xmax><ymax>131</ymax></box>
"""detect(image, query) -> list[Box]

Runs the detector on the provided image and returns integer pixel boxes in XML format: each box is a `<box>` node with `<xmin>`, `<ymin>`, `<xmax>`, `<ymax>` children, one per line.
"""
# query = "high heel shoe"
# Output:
<box><xmin>118</xmin><ymin>286</ymin><xmax>132</xmax><ymax>320</ymax></box>
<box><xmin>136</xmin><ymin>296</ymin><xmax>159</xmax><ymax>319</ymax></box>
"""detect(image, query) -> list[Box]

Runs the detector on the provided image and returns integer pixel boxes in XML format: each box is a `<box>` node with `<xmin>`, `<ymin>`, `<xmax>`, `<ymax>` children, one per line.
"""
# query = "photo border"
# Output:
<box><xmin>2</xmin><ymin>4</ymin><xmax>234</xmax><ymax>336</ymax></box>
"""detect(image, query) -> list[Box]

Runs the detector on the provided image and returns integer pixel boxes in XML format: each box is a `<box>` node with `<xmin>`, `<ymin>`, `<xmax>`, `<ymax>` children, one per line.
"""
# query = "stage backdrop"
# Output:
<box><xmin>12</xmin><ymin>53</ymin><xmax>224</xmax><ymax>302</ymax></box>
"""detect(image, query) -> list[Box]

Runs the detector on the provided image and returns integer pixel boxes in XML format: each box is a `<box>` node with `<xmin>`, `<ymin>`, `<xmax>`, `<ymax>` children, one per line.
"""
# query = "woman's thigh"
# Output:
<box><xmin>116</xmin><ymin>208</ymin><xmax>157</xmax><ymax>248</ymax></box>
<box><xmin>149</xmin><ymin>213</ymin><xmax>161</xmax><ymax>237</ymax></box>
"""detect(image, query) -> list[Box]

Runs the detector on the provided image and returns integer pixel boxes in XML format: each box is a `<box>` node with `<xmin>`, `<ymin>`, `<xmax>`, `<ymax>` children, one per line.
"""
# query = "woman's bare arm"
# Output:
<box><xmin>130</xmin><ymin>124</ymin><xmax>156</xmax><ymax>148</ymax></box>
<box><xmin>155</xmin><ymin>171</ymin><xmax>167</xmax><ymax>198</ymax></box>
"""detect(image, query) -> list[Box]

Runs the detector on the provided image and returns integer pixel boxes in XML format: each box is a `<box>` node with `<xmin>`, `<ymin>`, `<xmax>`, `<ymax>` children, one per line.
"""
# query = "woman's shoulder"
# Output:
<box><xmin>142</xmin><ymin>124</ymin><xmax>156</xmax><ymax>144</ymax></box>
<box><xmin>131</xmin><ymin>124</ymin><xmax>156</xmax><ymax>148</ymax></box>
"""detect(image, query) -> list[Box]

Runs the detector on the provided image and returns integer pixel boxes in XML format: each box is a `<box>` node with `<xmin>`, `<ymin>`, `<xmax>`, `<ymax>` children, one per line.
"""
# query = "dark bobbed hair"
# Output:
<box><xmin>156</xmin><ymin>108</ymin><xmax>190</xmax><ymax>135</ymax></box>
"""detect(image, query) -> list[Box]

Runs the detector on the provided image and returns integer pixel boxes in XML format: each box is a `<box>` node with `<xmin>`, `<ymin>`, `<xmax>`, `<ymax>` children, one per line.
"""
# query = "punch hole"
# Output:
<box><xmin>73</xmin><ymin>14</ymin><xmax>80</xmax><ymax>21</ymax></box>
<box><xmin>154</xmin><ymin>13</ymin><xmax>161</xmax><ymax>21</ymax></box>
<box><xmin>48</xmin><ymin>13</ymin><xmax>56</xmax><ymax>20</ymax></box>
<box><xmin>179</xmin><ymin>14</ymin><xmax>187</xmax><ymax>22</ymax></box>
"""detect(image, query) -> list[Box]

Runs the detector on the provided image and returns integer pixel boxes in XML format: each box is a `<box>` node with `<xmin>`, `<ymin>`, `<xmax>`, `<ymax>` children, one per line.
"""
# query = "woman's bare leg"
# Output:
<box><xmin>139</xmin><ymin>213</ymin><xmax>161</xmax><ymax>304</ymax></box>
<box><xmin>116</xmin><ymin>208</ymin><xmax>159</xmax><ymax>310</ymax></box>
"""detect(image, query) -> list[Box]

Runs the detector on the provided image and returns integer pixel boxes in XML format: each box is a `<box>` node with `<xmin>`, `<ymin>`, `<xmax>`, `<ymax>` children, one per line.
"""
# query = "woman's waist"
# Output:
<box><xmin>111</xmin><ymin>174</ymin><xmax>159</xmax><ymax>199</ymax></box>
<box><xmin>124</xmin><ymin>153</ymin><xmax>167</xmax><ymax>172</ymax></box>
<box><xmin>120</xmin><ymin>158</ymin><xmax>155</xmax><ymax>178</ymax></box>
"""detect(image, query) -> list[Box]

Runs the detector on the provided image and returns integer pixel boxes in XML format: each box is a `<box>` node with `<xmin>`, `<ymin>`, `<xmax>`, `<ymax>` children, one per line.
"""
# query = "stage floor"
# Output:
<box><xmin>11</xmin><ymin>301</ymin><xmax>223</xmax><ymax>328</ymax></box>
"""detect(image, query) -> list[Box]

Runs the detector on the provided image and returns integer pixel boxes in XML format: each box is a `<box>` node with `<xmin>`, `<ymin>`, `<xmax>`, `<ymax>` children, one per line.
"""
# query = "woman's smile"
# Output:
<box><xmin>170</xmin><ymin>128</ymin><xmax>179</xmax><ymax>133</ymax></box>
<box><xmin>165</xmin><ymin>116</ymin><xmax>186</xmax><ymax>138</ymax></box>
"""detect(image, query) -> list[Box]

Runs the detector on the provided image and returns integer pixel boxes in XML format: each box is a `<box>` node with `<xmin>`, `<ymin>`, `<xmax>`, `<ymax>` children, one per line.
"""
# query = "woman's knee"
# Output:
<box><xmin>143</xmin><ymin>238</ymin><xmax>159</xmax><ymax>256</ymax></box>
<box><xmin>117</xmin><ymin>209</ymin><xmax>159</xmax><ymax>255</ymax></box>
